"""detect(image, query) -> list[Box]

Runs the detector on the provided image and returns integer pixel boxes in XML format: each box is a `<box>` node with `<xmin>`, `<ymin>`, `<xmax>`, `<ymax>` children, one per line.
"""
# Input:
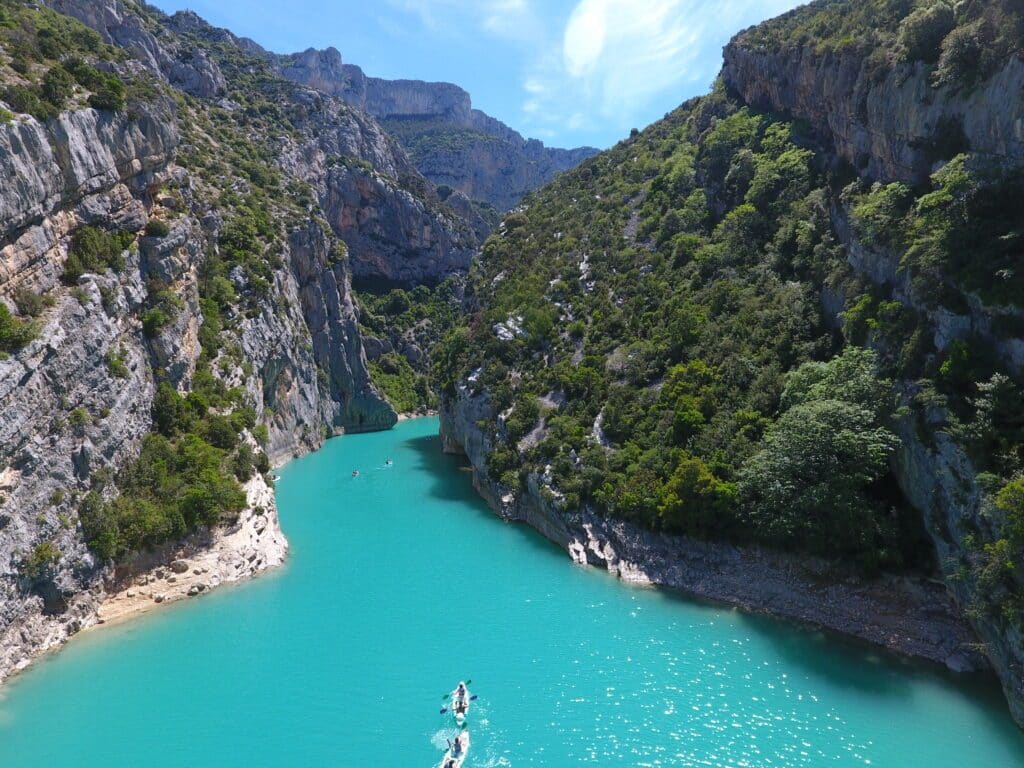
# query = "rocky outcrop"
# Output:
<box><xmin>43</xmin><ymin>1</ymin><xmax>227</xmax><ymax>99</ymax></box>
<box><xmin>273</xmin><ymin>47</ymin><xmax>598</xmax><ymax>213</ymax></box>
<box><xmin>440</xmin><ymin>387</ymin><xmax>984</xmax><ymax>671</ymax></box>
<box><xmin>320</xmin><ymin>163</ymin><xmax>476</xmax><ymax>286</ymax></box>
<box><xmin>892</xmin><ymin>413</ymin><xmax>1024</xmax><ymax>726</ymax></box>
<box><xmin>0</xmin><ymin>104</ymin><xmax>178</xmax><ymax>239</ymax></box>
<box><xmin>722</xmin><ymin>40</ymin><xmax>1024</xmax><ymax>185</ymax></box>
<box><xmin>268</xmin><ymin>88</ymin><xmax>479</xmax><ymax>287</ymax></box>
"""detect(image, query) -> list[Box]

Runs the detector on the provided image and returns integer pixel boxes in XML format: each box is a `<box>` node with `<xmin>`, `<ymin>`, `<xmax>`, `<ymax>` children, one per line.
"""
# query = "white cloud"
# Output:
<box><xmin>385</xmin><ymin>0</ymin><xmax>806</xmax><ymax>146</ymax></box>
<box><xmin>385</xmin><ymin>0</ymin><xmax>541</xmax><ymax>43</ymax></box>
<box><xmin>522</xmin><ymin>0</ymin><xmax>804</xmax><ymax>145</ymax></box>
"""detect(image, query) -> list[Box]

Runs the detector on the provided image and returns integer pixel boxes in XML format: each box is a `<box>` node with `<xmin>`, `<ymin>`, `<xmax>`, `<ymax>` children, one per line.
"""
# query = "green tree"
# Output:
<box><xmin>738</xmin><ymin>399</ymin><xmax>898</xmax><ymax>557</ymax></box>
<box><xmin>782</xmin><ymin>346</ymin><xmax>892</xmax><ymax>415</ymax></box>
<box><xmin>995</xmin><ymin>478</ymin><xmax>1024</xmax><ymax>545</ymax></box>
<box><xmin>658</xmin><ymin>455</ymin><xmax>737</xmax><ymax>535</ymax></box>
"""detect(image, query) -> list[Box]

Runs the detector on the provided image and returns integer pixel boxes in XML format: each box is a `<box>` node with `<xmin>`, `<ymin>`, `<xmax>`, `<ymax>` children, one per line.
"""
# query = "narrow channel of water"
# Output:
<box><xmin>0</xmin><ymin>417</ymin><xmax>1021</xmax><ymax>767</ymax></box>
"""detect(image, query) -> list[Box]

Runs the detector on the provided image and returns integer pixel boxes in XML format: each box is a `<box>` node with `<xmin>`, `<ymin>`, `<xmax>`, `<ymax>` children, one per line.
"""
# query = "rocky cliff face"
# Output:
<box><xmin>273</xmin><ymin>47</ymin><xmax>598</xmax><ymax>213</ymax></box>
<box><xmin>720</xmin><ymin>23</ymin><xmax>1024</xmax><ymax>723</ymax></box>
<box><xmin>722</xmin><ymin>38</ymin><xmax>1024</xmax><ymax>185</ymax></box>
<box><xmin>823</xmin><ymin>209</ymin><xmax>1024</xmax><ymax>727</ymax></box>
<box><xmin>0</xmin><ymin>0</ymin><xmax>411</xmax><ymax>679</ymax></box>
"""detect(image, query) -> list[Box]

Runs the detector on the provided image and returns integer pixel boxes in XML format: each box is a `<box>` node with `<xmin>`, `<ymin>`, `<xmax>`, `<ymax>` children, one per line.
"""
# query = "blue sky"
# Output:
<box><xmin>153</xmin><ymin>1</ymin><xmax>805</xmax><ymax>149</ymax></box>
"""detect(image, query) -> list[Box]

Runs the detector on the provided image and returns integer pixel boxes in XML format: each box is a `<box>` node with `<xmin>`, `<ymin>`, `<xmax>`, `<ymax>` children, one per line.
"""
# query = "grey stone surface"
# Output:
<box><xmin>723</xmin><ymin>40</ymin><xmax>1024</xmax><ymax>186</ymax></box>
<box><xmin>272</xmin><ymin>46</ymin><xmax>598</xmax><ymax>213</ymax></box>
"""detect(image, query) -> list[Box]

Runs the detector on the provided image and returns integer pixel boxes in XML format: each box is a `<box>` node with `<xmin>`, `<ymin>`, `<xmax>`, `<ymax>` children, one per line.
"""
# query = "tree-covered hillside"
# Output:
<box><xmin>438</xmin><ymin>70</ymin><xmax>1024</xmax><ymax>623</ymax></box>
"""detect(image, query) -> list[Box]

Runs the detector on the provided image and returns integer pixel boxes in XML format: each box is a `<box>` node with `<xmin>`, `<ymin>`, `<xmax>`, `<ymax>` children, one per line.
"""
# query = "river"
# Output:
<box><xmin>0</xmin><ymin>417</ymin><xmax>1021</xmax><ymax>767</ymax></box>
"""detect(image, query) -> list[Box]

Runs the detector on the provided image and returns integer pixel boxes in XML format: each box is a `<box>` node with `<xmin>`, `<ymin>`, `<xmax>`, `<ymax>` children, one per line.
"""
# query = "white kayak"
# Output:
<box><xmin>439</xmin><ymin>730</ymin><xmax>470</xmax><ymax>768</ymax></box>
<box><xmin>449</xmin><ymin>681</ymin><xmax>470</xmax><ymax>724</ymax></box>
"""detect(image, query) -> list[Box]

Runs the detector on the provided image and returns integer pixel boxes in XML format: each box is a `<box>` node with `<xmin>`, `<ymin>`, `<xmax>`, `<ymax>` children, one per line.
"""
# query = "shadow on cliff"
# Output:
<box><xmin>399</xmin><ymin>432</ymin><xmax>570</xmax><ymax>561</ymax></box>
<box><xmin>400</xmin><ymin>433</ymin><xmax>477</xmax><ymax>503</ymax></box>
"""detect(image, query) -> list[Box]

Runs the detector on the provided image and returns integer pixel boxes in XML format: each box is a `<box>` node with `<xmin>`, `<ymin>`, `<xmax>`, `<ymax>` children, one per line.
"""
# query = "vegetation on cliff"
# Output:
<box><xmin>738</xmin><ymin>0</ymin><xmax>1023</xmax><ymax>89</ymax></box>
<box><xmin>0</xmin><ymin>0</ymin><xmax>134</xmax><ymax>118</ymax></box>
<box><xmin>439</xmin><ymin>69</ymin><xmax>1024</xmax><ymax>610</ymax></box>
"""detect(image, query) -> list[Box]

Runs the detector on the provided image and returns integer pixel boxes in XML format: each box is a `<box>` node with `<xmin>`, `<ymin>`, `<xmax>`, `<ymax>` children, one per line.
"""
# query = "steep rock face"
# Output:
<box><xmin>831</xmin><ymin>207</ymin><xmax>1024</xmax><ymax>374</ymax></box>
<box><xmin>0</xmin><ymin>104</ymin><xmax>177</xmax><ymax>238</ymax></box>
<box><xmin>320</xmin><ymin>163</ymin><xmax>476</xmax><ymax>286</ymax></box>
<box><xmin>0</xmin><ymin>110</ymin><xmax>178</xmax><ymax>674</ymax></box>
<box><xmin>0</xmin><ymin>1</ymin><xmax>403</xmax><ymax>680</ymax></box>
<box><xmin>722</xmin><ymin>41</ymin><xmax>1024</xmax><ymax>185</ymax></box>
<box><xmin>273</xmin><ymin>47</ymin><xmax>598</xmax><ymax>213</ymax></box>
<box><xmin>893</xmin><ymin>414</ymin><xmax>1024</xmax><ymax>726</ymax></box>
<box><xmin>272</xmin><ymin>92</ymin><xmax>480</xmax><ymax>287</ymax></box>
<box><xmin>822</xmin><ymin>208</ymin><xmax>1024</xmax><ymax>724</ymax></box>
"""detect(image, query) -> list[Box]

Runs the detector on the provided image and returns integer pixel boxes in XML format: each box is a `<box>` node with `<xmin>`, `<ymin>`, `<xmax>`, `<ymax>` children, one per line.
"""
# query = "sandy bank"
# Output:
<box><xmin>0</xmin><ymin>473</ymin><xmax>287</xmax><ymax>683</ymax></box>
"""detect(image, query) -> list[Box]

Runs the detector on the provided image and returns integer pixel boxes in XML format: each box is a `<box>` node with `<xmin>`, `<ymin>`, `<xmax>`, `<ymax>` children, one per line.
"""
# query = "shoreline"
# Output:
<box><xmin>397</xmin><ymin>409</ymin><xmax>438</xmax><ymax>422</ymax></box>
<box><xmin>0</xmin><ymin>473</ymin><xmax>288</xmax><ymax>686</ymax></box>
<box><xmin>95</xmin><ymin>473</ymin><xmax>287</xmax><ymax>627</ymax></box>
<box><xmin>440</xmin><ymin>395</ymin><xmax>988</xmax><ymax>675</ymax></box>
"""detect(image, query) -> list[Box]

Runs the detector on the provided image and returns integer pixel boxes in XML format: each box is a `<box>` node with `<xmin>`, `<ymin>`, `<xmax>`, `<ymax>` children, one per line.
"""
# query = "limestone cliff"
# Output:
<box><xmin>722</xmin><ymin>18</ymin><xmax>1024</xmax><ymax>185</ymax></box>
<box><xmin>0</xmin><ymin>0</ymin><xmax>412</xmax><ymax>679</ymax></box>
<box><xmin>272</xmin><ymin>47</ymin><xmax>598</xmax><ymax>214</ymax></box>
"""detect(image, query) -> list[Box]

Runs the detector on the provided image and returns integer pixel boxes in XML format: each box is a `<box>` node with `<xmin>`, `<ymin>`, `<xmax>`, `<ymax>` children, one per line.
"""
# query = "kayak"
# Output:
<box><xmin>439</xmin><ymin>730</ymin><xmax>470</xmax><ymax>768</ymax></box>
<box><xmin>449</xmin><ymin>682</ymin><xmax>470</xmax><ymax>724</ymax></box>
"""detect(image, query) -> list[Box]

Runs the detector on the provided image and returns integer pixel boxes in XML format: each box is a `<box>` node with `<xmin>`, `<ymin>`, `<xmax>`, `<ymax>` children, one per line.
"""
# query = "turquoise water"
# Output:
<box><xmin>1</xmin><ymin>417</ymin><xmax>1023</xmax><ymax>767</ymax></box>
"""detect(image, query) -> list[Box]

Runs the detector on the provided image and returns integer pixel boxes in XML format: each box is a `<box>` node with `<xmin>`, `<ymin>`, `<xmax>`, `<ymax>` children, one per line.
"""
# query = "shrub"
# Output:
<box><xmin>152</xmin><ymin>382</ymin><xmax>192</xmax><ymax>435</ymax></box>
<box><xmin>64</xmin><ymin>56</ymin><xmax>103</xmax><ymax>90</ymax></box>
<box><xmin>20</xmin><ymin>541</ymin><xmax>60</xmax><ymax>580</ymax></box>
<box><xmin>142</xmin><ymin>308</ymin><xmax>170</xmax><ymax>337</ymax></box>
<box><xmin>995</xmin><ymin>477</ymin><xmax>1024</xmax><ymax>545</ymax></box>
<box><xmin>13</xmin><ymin>288</ymin><xmax>52</xmax><ymax>317</ymax></box>
<box><xmin>69</xmin><ymin>407</ymin><xmax>90</xmax><ymax>429</ymax></box>
<box><xmin>897</xmin><ymin>2</ymin><xmax>954</xmax><ymax>63</ymax></box>
<box><xmin>87</xmin><ymin>76</ymin><xmax>126</xmax><ymax>111</ymax></box>
<box><xmin>2</xmin><ymin>85</ymin><xmax>55</xmax><ymax>121</ymax></box>
<box><xmin>0</xmin><ymin>303</ymin><xmax>38</xmax><ymax>355</ymax></box>
<box><xmin>62</xmin><ymin>226</ymin><xmax>133</xmax><ymax>283</ymax></box>
<box><xmin>144</xmin><ymin>219</ymin><xmax>170</xmax><ymax>238</ymax></box>
<box><xmin>231</xmin><ymin>443</ymin><xmax>255</xmax><ymax>481</ymax></box>
<box><xmin>933</xmin><ymin>16</ymin><xmax>1006</xmax><ymax>88</ymax></box>
<box><xmin>105</xmin><ymin>347</ymin><xmax>129</xmax><ymax>378</ymax></box>
<box><xmin>850</xmin><ymin>181</ymin><xmax>912</xmax><ymax>250</ymax></box>
<box><xmin>40</xmin><ymin>65</ymin><xmax>74</xmax><ymax>109</ymax></box>
<box><xmin>657</xmin><ymin>455</ymin><xmax>738</xmax><ymax>536</ymax></box>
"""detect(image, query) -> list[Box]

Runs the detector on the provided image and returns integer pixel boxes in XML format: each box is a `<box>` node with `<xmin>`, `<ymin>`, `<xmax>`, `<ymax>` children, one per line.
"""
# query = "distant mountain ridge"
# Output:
<box><xmin>267</xmin><ymin>46</ymin><xmax>599</xmax><ymax>213</ymax></box>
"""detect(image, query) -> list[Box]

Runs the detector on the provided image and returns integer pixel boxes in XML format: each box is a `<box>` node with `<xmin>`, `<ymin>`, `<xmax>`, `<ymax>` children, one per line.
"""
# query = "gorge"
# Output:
<box><xmin>1</xmin><ymin>0</ymin><xmax>1023</xmax><ymax>758</ymax></box>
